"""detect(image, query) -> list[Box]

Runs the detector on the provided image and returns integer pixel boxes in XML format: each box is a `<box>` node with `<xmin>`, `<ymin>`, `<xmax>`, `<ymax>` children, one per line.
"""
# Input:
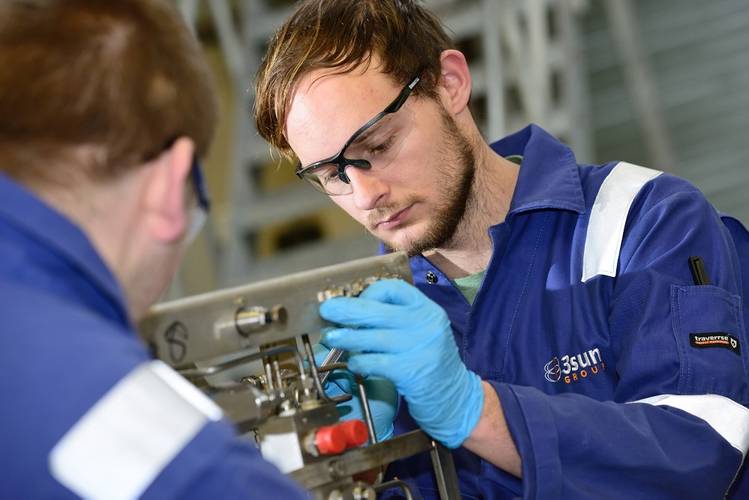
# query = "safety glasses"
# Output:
<box><xmin>295</xmin><ymin>74</ymin><xmax>421</xmax><ymax>195</ymax></box>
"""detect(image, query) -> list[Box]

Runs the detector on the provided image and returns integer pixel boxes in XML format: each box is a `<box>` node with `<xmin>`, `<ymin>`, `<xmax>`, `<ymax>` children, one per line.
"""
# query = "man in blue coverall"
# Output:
<box><xmin>0</xmin><ymin>1</ymin><xmax>309</xmax><ymax>498</ymax></box>
<box><xmin>254</xmin><ymin>0</ymin><xmax>749</xmax><ymax>498</ymax></box>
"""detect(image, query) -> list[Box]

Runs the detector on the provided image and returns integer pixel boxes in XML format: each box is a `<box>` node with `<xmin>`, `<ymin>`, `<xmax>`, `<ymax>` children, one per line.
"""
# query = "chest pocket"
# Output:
<box><xmin>672</xmin><ymin>284</ymin><xmax>749</xmax><ymax>400</ymax></box>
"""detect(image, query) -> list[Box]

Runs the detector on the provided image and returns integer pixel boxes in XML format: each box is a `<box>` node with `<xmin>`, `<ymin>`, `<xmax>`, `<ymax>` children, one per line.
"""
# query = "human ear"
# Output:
<box><xmin>142</xmin><ymin>137</ymin><xmax>195</xmax><ymax>243</ymax></box>
<box><xmin>437</xmin><ymin>49</ymin><xmax>473</xmax><ymax>115</ymax></box>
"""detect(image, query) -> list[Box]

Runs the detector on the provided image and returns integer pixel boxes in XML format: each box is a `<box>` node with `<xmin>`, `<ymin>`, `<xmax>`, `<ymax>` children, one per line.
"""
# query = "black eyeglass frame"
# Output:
<box><xmin>295</xmin><ymin>74</ymin><xmax>421</xmax><ymax>191</ymax></box>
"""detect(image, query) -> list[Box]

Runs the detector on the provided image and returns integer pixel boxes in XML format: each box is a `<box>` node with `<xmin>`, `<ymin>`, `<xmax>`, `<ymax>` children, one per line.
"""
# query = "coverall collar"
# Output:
<box><xmin>490</xmin><ymin>124</ymin><xmax>586</xmax><ymax>217</ymax></box>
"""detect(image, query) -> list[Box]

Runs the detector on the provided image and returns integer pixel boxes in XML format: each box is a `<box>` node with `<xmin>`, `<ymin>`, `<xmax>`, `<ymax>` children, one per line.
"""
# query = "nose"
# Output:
<box><xmin>345</xmin><ymin>166</ymin><xmax>388</xmax><ymax>210</ymax></box>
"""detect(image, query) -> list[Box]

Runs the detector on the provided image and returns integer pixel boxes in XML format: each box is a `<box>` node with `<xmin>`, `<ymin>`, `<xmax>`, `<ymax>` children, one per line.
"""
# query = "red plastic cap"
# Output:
<box><xmin>314</xmin><ymin>420</ymin><xmax>370</xmax><ymax>455</ymax></box>
<box><xmin>315</xmin><ymin>424</ymin><xmax>347</xmax><ymax>455</ymax></box>
<box><xmin>340</xmin><ymin>419</ymin><xmax>369</xmax><ymax>448</ymax></box>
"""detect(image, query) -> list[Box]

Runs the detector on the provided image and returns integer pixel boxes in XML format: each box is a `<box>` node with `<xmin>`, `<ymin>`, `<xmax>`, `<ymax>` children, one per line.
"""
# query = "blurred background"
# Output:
<box><xmin>171</xmin><ymin>0</ymin><xmax>749</xmax><ymax>297</ymax></box>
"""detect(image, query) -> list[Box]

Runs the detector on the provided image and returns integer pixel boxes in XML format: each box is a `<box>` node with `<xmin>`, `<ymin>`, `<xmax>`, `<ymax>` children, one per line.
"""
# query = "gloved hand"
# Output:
<box><xmin>320</xmin><ymin>279</ymin><xmax>484</xmax><ymax>449</ymax></box>
<box><xmin>313</xmin><ymin>343</ymin><xmax>398</xmax><ymax>442</ymax></box>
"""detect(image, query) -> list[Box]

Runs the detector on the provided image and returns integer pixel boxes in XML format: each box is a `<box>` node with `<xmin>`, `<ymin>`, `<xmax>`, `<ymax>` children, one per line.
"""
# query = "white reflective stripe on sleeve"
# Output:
<box><xmin>633</xmin><ymin>394</ymin><xmax>749</xmax><ymax>456</ymax></box>
<box><xmin>581</xmin><ymin>161</ymin><xmax>662</xmax><ymax>282</ymax></box>
<box><xmin>49</xmin><ymin>360</ymin><xmax>223</xmax><ymax>500</ymax></box>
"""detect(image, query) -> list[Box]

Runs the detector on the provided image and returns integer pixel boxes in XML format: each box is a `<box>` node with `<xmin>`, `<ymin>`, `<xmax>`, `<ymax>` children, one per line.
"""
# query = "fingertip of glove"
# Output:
<box><xmin>322</xmin><ymin>329</ymin><xmax>351</xmax><ymax>349</ymax></box>
<box><xmin>321</xmin><ymin>330</ymin><xmax>337</xmax><ymax>345</ymax></box>
<box><xmin>319</xmin><ymin>296</ymin><xmax>352</xmax><ymax>319</ymax></box>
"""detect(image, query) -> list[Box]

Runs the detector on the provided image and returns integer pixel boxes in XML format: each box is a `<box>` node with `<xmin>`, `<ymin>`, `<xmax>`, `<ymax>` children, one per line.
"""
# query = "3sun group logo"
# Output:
<box><xmin>544</xmin><ymin>358</ymin><xmax>562</xmax><ymax>382</ymax></box>
<box><xmin>544</xmin><ymin>347</ymin><xmax>606</xmax><ymax>384</ymax></box>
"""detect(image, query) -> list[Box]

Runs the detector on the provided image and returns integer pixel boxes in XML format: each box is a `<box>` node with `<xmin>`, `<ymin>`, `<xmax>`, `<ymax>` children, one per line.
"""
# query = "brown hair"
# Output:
<box><xmin>254</xmin><ymin>0</ymin><xmax>454</xmax><ymax>158</ymax></box>
<box><xmin>0</xmin><ymin>0</ymin><xmax>218</xmax><ymax>186</ymax></box>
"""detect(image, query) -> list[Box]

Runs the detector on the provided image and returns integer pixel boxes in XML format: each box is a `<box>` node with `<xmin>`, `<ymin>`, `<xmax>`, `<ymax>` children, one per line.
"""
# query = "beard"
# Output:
<box><xmin>383</xmin><ymin>107</ymin><xmax>476</xmax><ymax>256</ymax></box>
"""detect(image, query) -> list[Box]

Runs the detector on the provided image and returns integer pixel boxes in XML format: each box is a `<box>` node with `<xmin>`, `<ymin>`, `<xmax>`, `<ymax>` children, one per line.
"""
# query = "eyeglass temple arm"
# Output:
<box><xmin>386</xmin><ymin>75</ymin><xmax>421</xmax><ymax>113</ymax></box>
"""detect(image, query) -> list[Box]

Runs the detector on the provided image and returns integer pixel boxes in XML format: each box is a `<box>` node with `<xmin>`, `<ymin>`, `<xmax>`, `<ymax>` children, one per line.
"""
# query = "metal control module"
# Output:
<box><xmin>139</xmin><ymin>252</ymin><xmax>460</xmax><ymax>499</ymax></box>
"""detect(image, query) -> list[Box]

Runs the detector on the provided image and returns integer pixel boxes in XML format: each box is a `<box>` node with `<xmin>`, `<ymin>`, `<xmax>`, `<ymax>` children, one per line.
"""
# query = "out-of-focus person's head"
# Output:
<box><xmin>256</xmin><ymin>0</ymin><xmax>483</xmax><ymax>256</ymax></box>
<box><xmin>0</xmin><ymin>0</ymin><xmax>217</xmax><ymax>187</ymax></box>
<box><xmin>0</xmin><ymin>0</ymin><xmax>218</xmax><ymax>319</ymax></box>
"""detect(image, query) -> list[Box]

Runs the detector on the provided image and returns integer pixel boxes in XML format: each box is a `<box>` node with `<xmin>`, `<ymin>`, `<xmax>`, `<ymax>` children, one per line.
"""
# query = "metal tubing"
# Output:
<box><xmin>318</xmin><ymin>347</ymin><xmax>345</xmax><ymax>386</ymax></box>
<box><xmin>263</xmin><ymin>360</ymin><xmax>275</xmax><ymax>392</ymax></box>
<box><xmin>355</xmin><ymin>375</ymin><xmax>377</xmax><ymax>445</ymax></box>
<box><xmin>272</xmin><ymin>359</ymin><xmax>284</xmax><ymax>396</ymax></box>
<box><xmin>302</xmin><ymin>333</ymin><xmax>351</xmax><ymax>404</ymax></box>
<box><xmin>429</xmin><ymin>440</ymin><xmax>461</xmax><ymax>499</ymax></box>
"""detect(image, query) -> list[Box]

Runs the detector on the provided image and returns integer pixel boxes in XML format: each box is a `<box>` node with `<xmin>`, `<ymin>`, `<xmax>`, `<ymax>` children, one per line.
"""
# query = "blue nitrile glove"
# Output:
<box><xmin>313</xmin><ymin>343</ymin><xmax>398</xmax><ymax>442</ymax></box>
<box><xmin>320</xmin><ymin>279</ymin><xmax>484</xmax><ymax>449</ymax></box>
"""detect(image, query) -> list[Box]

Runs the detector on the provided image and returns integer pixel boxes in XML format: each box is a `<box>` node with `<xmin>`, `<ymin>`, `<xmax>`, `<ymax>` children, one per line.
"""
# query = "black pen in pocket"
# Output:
<box><xmin>688</xmin><ymin>256</ymin><xmax>711</xmax><ymax>285</ymax></box>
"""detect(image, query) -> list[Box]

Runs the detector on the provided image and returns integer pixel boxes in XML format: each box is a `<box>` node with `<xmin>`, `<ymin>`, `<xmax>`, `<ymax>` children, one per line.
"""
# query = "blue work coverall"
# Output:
<box><xmin>0</xmin><ymin>173</ymin><xmax>308</xmax><ymax>499</ymax></box>
<box><xmin>385</xmin><ymin>125</ymin><xmax>749</xmax><ymax>499</ymax></box>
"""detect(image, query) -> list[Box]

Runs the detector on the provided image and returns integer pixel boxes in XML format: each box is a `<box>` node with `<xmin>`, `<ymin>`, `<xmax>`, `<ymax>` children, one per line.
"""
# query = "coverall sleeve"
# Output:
<box><xmin>0</xmin><ymin>299</ymin><xmax>311</xmax><ymax>499</ymax></box>
<box><xmin>489</xmin><ymin>179</ymin><xmax>749</xmax><ymax>499</ymax></box>
<box><xmin>50</xmin><ymin>360</ymin><xmax>312</xmax><ymax>500</ymax></box>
